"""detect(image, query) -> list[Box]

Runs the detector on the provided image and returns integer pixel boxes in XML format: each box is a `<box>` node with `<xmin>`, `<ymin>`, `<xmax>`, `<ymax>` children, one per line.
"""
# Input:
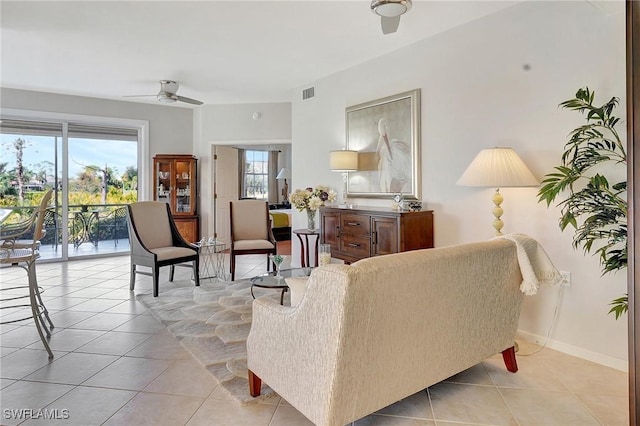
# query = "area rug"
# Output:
<box><xmin>136</xmin><ymin>279</ymin><xmax>286</xmax><ymax>405</ymax></box>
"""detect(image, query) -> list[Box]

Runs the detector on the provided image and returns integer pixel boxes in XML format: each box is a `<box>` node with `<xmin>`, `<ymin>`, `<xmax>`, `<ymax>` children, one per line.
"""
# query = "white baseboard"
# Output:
<box><xmin>516</xmin><ymin>329</ymin><xmax>628</xmax><ymax>372</ymax></box>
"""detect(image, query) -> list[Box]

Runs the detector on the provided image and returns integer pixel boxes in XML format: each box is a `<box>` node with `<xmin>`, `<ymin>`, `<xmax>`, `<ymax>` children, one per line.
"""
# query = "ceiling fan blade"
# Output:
<box><xmin>381</xmin><ymin>15</ymin><xmax>401</xmax><ymax>34</ymax></box>
<box><xmin>123</xmin><ymin>94</ymin><xmax>157</xmax><ymax>98</ymax></box>
<box><xmin>176</xmin><ymin>95</ymin><xmax>203</xmax><ymax>105</ymax></box>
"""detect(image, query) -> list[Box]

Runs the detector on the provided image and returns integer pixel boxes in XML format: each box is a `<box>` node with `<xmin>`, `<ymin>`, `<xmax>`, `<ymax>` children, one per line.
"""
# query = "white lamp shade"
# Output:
<box><xmin>276</xmin><ymin>168</ymin><xmax>290</xmax><ymax>180</ymax></box>
<box><xmin>330</xmin><ymin>150</ymin><xmax>358</xmax><ymax>172</ymax></box>
<box><xmin>457</xmin><ymin>147</ymin><xmax>539</xmax><ymax>188</ymax></box>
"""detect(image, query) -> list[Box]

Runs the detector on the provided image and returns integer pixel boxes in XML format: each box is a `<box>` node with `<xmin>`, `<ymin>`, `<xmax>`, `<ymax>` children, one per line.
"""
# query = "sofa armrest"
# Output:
<box><xmin>247</xmin><ymin>267</ymin><xmax>350</xmax><ymax>425</ymax></box>
<box><xmin>252</xmin><ymin>297</ymin><xmax>293</xmax><ymax>315</ymax></box>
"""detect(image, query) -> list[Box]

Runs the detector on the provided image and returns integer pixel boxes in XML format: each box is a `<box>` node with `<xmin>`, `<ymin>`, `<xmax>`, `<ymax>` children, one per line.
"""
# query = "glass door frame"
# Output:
<box><xmin>0</xmin><ymin>108</ymin><xmax>149</xmax><ymax>261</ymax></box>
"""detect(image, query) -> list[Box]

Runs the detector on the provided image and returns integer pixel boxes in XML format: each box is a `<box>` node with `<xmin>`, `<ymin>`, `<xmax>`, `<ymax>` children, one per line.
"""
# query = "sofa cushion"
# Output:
<box><xmin>285</xmin><ymin>276</ymin><xmax>309</xmax><ymax>307</ymax></box>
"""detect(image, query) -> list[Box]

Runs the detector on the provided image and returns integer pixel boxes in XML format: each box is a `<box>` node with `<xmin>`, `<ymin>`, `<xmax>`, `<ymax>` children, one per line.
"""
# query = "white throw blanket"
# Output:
<box><xmin>494</xmin><ymin>233</ymin><xmax>562</xmax><ymax>295</ymax></box>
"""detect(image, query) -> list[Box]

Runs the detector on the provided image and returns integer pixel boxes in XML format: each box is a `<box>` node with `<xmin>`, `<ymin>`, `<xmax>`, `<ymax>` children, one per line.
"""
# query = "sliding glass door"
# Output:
<box><xmin>1</xmin><ymin>120</ymin><xmax>64</xmax><ymax>260</ymax></box>
<box><xmin>66</xmin><ymin>124</ymin><xmax>138</xmax><ymax>258</ymax></box>
<box><xmin>0</xmin><ymin>118</ymin><xmax>139</xmax><ymax>260</ymax></box>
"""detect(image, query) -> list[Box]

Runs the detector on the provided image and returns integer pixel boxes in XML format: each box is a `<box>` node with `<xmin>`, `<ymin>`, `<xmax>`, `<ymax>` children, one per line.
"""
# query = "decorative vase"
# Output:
<box><xmin>306</xmin><ymin>209</ymin><xmax>316</xmax><ymax>231</ymax></box>
<box><xmin>269</xmin><ymin>254</ymin><xmax>285</xmax><ymax>279</ymax></box>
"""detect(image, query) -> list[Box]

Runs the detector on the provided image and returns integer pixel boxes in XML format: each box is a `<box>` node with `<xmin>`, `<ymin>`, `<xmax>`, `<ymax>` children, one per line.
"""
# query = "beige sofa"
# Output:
<box><xmin>247</xmin><ymin>239</ymin><xmax>524</xmax><ymax>426</ymax></box>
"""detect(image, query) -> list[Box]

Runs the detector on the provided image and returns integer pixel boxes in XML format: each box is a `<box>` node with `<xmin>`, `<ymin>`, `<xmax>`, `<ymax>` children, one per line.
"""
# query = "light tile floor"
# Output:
<box><xmin>0</xmin><ymin>252</ymin><xmax>629</xmax><ymax>425</ymax></box>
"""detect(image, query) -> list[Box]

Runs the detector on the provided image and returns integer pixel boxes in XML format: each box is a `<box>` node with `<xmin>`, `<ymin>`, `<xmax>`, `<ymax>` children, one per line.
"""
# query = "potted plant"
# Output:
<box><xmin>538</xmin><ymin>87</ymin><xmax>627</xmax><ymax>318</ymax></box>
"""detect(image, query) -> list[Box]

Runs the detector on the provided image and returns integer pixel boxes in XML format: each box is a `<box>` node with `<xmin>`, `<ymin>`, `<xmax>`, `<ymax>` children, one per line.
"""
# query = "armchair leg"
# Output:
<box><xmin>169</xmin><ymin>265</ymin><xmax>175</xmax><ymax>282</ymax></box>
<box><xmin>248</xmin><ymin>369</ymin><xmax>262</xmax><ymax>397</ymax></box>
<box><xmin>230</xmin><ymin>254</ymin><xmax>236</xmax><ymax>281</ymax></box>
<box><xmin>501</xmin><ymin>346</ymin><xmax>518</xmax><ymax>373</ymax></box>
<box><xmin>193</xmin><ymin>258</ymin><xmax>200</xmax><ymax>286</ymax></box>
<box><xmin>153</xmin><ymin>266</ymin><xmax>160</xmax><ymax>297</ymax></box>
<box><xmin>130</xmin><ymin>264</ymin><xmax>136</xmax><ymax>291</ymax></box>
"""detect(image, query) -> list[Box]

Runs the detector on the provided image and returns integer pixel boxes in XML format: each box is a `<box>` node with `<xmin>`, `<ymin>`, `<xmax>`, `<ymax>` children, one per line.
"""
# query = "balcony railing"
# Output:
<box><xmin>1</xmin><ymin>204</ymin><xmax>130</xmax><ymax>257</ymax></box>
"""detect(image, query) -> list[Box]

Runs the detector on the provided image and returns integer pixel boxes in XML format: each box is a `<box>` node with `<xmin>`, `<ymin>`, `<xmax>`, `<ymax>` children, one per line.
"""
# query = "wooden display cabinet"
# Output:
<box><xmin>319</xmin><ymin>206</ymin><xmax>434</xmax><ymax>264</ymax></box>
<box><xmin>153</xmin><ymin>154</ymin><xmax>199</xmax><ymax>243</ymax></box>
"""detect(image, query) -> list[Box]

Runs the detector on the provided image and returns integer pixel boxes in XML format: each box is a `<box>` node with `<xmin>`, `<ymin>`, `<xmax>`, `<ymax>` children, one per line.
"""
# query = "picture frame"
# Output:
<box><xmin>345</xmin><ymin>88</ymin><xmax>421</xmax><ymax>200</ymax></box>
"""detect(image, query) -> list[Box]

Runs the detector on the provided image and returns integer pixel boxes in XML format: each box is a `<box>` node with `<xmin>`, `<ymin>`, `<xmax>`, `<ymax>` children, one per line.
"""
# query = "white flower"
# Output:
<box><xmin>290</xmin><ymin>185</ymin><xmax>335</xmax><ymax>212</ymax></box>
<box><xmin>308</xmin><ymin>196</ymin><xmax>323</xmax><ymax>211</ymax></box>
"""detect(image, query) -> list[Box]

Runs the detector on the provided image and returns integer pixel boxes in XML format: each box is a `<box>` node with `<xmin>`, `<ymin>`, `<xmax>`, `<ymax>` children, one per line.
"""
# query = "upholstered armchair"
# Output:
<box><xmin>126</xmin><ymin>201</ymin><xmax>199</xmax><ymax>297</ymax></box>
<box><xmin>229</xmin><ymin>200</ymin><xmax>277</xmax><ymax>281</ymax></box>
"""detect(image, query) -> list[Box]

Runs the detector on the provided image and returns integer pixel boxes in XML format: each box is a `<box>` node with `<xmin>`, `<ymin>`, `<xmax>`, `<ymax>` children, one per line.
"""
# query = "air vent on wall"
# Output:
<box><xmin>302</xmin><ymin>87</ymin><xmax>315</xmax><ymax>100</ymax></box>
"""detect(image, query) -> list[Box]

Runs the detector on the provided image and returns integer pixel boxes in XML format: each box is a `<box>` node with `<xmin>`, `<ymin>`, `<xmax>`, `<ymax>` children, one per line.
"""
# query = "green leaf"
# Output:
<box><xmin>608</xmin><ymin>295</ymin><xmax>628</xmax><ymax>319</ymax></box>
<box><xmin>542</xmin><ymin>87</ymin><xmax>627</xmax><ymax>315</ymax></box>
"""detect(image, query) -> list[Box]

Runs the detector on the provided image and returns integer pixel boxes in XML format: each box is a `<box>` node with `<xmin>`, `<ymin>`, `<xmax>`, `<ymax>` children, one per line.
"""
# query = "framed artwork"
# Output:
<box><xmin>345</xmin><ymin>89</ymin><xmax>421</xmax><ymax>200</ymax></box>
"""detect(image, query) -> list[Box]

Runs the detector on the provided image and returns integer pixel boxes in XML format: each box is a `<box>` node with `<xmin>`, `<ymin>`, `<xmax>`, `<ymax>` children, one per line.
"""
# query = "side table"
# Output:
<box><xmin>193</xmin><ymin>240</ymin><xmax>227</xmax><ymax>281</ymax></box>
<box><xmin>250</xmin><ymin>268</ymin><xmax>313</xmax><ymax>305</ymax></box>
<box><xmin>293</xmin><ymin>229</ymin><xmax>319</xmax><ymax>268</ymax></box>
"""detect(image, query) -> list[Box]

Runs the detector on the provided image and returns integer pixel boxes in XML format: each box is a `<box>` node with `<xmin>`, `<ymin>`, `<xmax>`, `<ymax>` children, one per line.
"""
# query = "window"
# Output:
<box><xmin>243</xmin><ymin>150</ymin><xmax>269</xmax><ymax>200</ymax></box>
<box><xmin>0</xmin><ymin>116</ymin><xmax>143</xmax><ymax>260</ymax></box>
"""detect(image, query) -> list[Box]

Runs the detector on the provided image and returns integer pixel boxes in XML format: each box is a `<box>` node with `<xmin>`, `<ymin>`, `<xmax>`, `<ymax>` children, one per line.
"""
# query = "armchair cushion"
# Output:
<box><xmin>233</xmin><ymin>240</ymin><xmax>275</xmax><ymax>251</ymax></box>
<box><xmin>150</xmin><ymin>246</ymin><xmax>197</xmax><ymax>261</ymax></box>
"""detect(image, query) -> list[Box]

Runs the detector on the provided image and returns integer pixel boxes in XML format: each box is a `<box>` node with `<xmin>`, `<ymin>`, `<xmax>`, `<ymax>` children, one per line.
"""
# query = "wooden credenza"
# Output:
<box><xmin>319</xmin><ymin>206</ymin><xmax>434</xmax><ymax>264</ymax></box>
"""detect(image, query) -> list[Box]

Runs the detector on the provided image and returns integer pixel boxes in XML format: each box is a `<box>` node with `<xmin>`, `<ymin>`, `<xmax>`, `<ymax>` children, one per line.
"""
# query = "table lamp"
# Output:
<box><xmin>457</xmin><ymin>147</ymin><xmax>538</xmax><ymax>236</ymax></box>
<box><xmin>330</xmin><ymin>150</ymin><xmax>358</xmax><ymax>205</ymax></box>
<box><xmin>276</xmin><ymin>167</ymin><xmax>290</xmax><ymax>203</ymax></box>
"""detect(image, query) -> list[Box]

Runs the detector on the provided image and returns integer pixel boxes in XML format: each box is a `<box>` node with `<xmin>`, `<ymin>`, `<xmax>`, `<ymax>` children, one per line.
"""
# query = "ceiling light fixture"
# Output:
<box><xmin>371</xmin><ymin>0</ymin><xmax>412</xmax><ymax>18</ymax></box>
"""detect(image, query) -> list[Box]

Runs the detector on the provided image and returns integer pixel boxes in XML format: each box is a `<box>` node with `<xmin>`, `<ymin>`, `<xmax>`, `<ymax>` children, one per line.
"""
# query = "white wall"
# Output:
<box><xmin>292</xmin><ymin>1</ymin><xmax>627</xmax><ymax>368</ymax></box>
<box><xmin>193</xmin><ymin>102</ymin><xmax>291</xmax><ymax>236</ymax></box>
<box><xmin>0</xmin><ymin>87</ymin><xmax>194</xmax><ymax>198</ymax></box>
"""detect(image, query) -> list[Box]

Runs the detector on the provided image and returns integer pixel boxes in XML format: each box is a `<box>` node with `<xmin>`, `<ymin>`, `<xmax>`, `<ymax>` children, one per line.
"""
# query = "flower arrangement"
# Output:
<box><xmin>290</xmin><ymin>185</ymin><xmax>337</xmax><ymax>212</ymax></box>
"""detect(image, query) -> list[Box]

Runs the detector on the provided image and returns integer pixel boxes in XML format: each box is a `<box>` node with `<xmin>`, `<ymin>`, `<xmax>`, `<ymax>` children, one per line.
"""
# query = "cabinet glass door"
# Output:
<box><xmin>174</xmin><ymin>160</ymin><xmax>192</xmax><ymax>214</ymax></box>
<box><xmin>156</xmin><ymin>160</ymin><xmax>172</xmax><ymax>205</ymax></box>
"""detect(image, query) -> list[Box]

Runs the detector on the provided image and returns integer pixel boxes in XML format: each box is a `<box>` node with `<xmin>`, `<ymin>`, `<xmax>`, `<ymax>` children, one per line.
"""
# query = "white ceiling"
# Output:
<box><xmin>1</xmin><ymin>1</ymin><xmax>519</xmax><ymax>107</ymax></box>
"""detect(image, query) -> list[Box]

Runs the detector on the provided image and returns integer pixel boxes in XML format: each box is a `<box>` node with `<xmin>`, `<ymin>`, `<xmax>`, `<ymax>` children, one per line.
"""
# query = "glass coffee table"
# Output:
<box><xmin>250</xmin><ymin>267</ymin><xmax>313</xmax><ymax>305</ymax></box>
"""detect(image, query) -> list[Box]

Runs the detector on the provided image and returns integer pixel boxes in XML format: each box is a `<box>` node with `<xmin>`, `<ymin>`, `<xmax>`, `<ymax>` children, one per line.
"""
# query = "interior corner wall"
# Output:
<box><xmin>291</xmin><ymin>1</ymin><xmax>627</xmax><ymax>368</ymax></box>
<box><xmin>193</xmin><ymin>102</ymin><xmax>292</xmax><ymax>237</ymax></box>
<box><xmin>0</xmin><ymin>87</ymin><xmax>194</xmax><ymax>198</ymax></box>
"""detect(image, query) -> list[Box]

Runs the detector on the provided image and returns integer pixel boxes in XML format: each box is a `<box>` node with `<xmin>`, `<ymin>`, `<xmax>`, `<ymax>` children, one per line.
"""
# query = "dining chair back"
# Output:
<box><xmin>229</xmin><ymin>200</ymin><xmax>277</xmax><ymax>281</ymax></box>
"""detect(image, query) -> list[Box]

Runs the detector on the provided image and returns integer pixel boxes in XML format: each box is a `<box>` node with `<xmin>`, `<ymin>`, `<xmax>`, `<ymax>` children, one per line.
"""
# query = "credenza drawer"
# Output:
<box><xmin>340</xmin><ymin>234</ymin><xmax>371</xmax><ymax>259</ymax></box>
<box><xmin>340</xmin><ymin>214</ymin><xmax>370</xmax><ymax>235</ymax></box>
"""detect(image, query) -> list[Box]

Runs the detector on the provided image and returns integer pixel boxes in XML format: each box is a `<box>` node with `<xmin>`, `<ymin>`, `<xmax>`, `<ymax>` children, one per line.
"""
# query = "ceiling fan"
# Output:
<box><xmin>125</xmin><ymin>80</ymin><xmax>203</xmax><ymax>105</ymax></box>
<box><xmin>371</xmin><ymin>0</ymin><xmax>412</xmax><ymax>35</ymax></box>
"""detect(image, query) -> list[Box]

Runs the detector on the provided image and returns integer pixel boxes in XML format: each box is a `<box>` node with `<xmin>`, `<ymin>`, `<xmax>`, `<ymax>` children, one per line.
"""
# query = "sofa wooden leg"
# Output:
<box><xmin>248</xmin><ymin>369</ymin><xmax>262</xmax><ymax>397</ymax></box>
<box><xmin>502</xmin><ymin>346</ymin><xmax>518</xmax><ymax>373</ymax></box>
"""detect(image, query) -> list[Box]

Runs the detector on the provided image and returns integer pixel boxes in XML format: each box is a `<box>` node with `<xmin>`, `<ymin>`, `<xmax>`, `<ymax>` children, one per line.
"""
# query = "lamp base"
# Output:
<box><xmin>341</xmin><ymin>172</ymin><xmax>349</xmax><ymax>205</ymax></box>
<box><xmin>492</xmin><ymin>188</ymin><xmax>504</xmax><ymax>237</ymax></box>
